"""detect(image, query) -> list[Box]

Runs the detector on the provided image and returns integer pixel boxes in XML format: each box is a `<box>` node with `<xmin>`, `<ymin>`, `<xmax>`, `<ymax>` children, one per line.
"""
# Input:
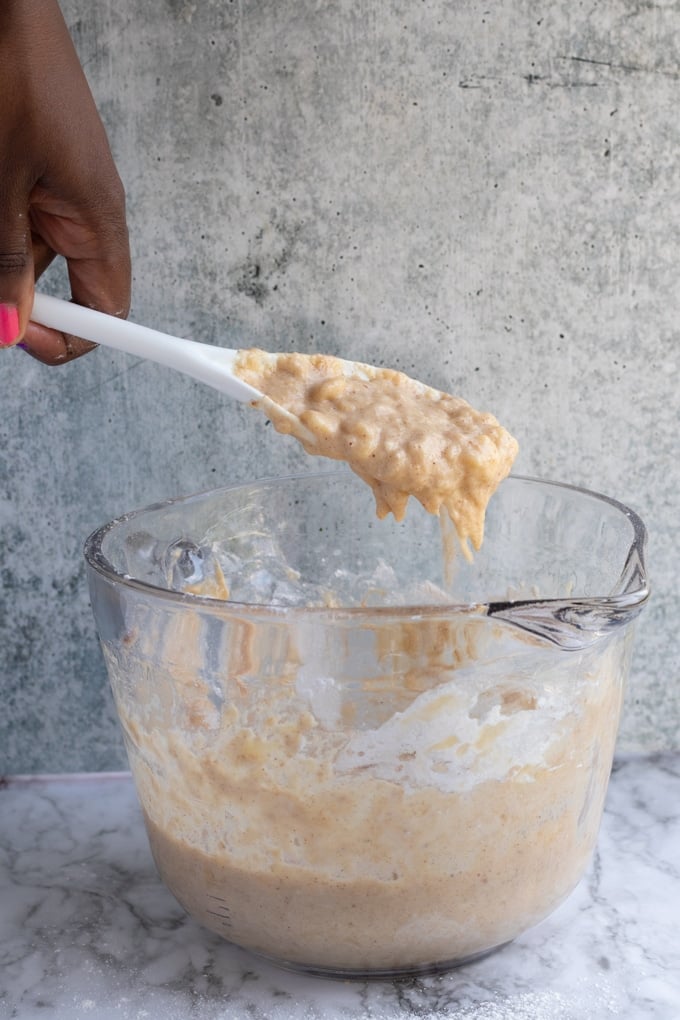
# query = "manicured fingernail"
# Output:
<box><xmin>0</xmin><ymin>304</ymin><xmax>20</xmax><ymax>347</ymax></box>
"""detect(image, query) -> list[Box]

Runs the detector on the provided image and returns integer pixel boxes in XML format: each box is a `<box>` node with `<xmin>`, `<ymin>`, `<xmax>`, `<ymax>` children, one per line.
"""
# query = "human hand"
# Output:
<box><xmin>0</xmin><ymin>0</ymin><xmax>131</xmax><ymax>365</ymax></box>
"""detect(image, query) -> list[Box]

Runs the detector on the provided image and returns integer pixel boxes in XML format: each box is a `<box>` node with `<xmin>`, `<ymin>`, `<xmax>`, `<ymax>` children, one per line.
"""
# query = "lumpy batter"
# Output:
<box><xmin>234</xmin><ymin>350</ymin><xmax>518</xmax><ymax>551</ymax></box>
<box><xmin>109</xmin><ymin>611</ymin><xmax>628</xmax><ymax>974</ymax></box>
<box><xmin>106</xmin><ymin>361</ymin><xmax>620</xmax><ymax>975</ymax></box>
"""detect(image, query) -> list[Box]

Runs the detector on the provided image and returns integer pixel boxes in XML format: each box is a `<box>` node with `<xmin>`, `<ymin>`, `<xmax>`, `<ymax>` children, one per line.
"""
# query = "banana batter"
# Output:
<box><xmin>235</xmin><ymin>350</ymin><xmax>518</xmax><ymax>551</ymax></box>
<box><xmin>103</xmin><ymin>360</ymin><xmax>622</xmax><ymax>975</ymax></box>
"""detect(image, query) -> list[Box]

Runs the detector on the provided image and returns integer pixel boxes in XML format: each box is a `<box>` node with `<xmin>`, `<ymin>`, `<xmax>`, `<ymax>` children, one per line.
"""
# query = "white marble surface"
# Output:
<box><xmin>1</xmin><ymin>755</ymin><xmax>679</xmax><ymax>1020</ymax></box>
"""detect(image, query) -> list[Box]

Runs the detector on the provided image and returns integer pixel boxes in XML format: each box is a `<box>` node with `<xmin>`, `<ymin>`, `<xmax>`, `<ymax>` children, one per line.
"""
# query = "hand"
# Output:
<box><xmin>0</xmin><ymin>0</ymin><xmax>131</xmax><ymax>365</ymax></box>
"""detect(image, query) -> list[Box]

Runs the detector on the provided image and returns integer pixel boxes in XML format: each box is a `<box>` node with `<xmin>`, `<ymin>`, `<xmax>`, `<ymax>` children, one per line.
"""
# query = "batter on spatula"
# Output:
<box><xmin>235</xmin><ymin>349</ymin><xmax>518</xmax><ymax>553</ymax></box>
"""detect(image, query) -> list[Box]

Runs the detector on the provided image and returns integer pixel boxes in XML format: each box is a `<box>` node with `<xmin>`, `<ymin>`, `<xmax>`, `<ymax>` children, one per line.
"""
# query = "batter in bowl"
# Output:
<box><xmin>100</xmin><ymin>364</ymin><xmax>627</xmax><ymax>977</ymax></box>
<box><xmin>111</xmin><ymin>612</ymin><xmax>627</xmax><ymax>975</ymax></box>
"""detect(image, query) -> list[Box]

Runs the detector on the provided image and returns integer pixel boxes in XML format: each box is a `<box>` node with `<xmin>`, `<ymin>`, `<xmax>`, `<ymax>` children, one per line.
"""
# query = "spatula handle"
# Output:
<box><xmin>30</xmin><ymin>293</ymin><xmax>260</xmax><ymax>402</ymax></box>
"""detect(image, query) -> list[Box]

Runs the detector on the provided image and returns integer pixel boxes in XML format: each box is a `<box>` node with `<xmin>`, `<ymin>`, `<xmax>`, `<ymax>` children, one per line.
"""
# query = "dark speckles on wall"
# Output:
<box><xmin>233</xmin><ymin>259</ymin><xmax>268</xmax><ymax>303</ymax></box>
<box><xmin>229</xmin><ymin>217</ymin><xmax>304</xmax><ymax>306</ymax></box>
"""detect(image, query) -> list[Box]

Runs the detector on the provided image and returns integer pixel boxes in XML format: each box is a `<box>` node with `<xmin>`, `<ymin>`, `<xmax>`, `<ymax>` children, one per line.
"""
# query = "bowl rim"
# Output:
<box><xmin>83</xmin><ymin>471</ymin><xmax>649</xmax><ymax>646</ymax></box>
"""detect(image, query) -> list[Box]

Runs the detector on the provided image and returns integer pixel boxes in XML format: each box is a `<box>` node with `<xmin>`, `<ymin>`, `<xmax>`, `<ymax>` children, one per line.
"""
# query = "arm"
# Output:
<box><xmin>0</xmin><ymin>0</ymin><xmax>131</xmax><ymax>364</ymax></box>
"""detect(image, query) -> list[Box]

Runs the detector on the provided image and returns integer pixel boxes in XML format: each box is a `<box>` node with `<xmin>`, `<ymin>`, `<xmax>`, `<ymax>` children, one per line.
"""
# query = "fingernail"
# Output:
<box><xmin>0</xmin><ymin>304</ymin><xmax>20</xmax><ymax>347</ymax></box>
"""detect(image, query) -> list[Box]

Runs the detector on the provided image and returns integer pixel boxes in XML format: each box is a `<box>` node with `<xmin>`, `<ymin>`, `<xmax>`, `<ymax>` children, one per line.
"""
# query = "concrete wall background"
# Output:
<box><xmin>1</xmin><ymin>0</ymin><xmax>678</xmax><ymax>773</ymax></box>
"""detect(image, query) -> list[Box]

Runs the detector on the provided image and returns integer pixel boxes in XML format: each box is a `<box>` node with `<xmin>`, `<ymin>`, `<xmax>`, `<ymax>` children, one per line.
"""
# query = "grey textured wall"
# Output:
<box><xmin>1</xmin><ymin>0</ymin><xmax>678</xmax><ymax>773</ymax></box>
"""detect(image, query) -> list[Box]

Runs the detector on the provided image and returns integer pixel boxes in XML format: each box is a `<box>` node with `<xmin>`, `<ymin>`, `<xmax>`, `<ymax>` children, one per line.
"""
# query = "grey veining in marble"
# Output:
<box><xmin>1</xmin><ymin>0</ymin><xmax>680</xmax><ymax>774</ymax></box>
<box><xmin>1</xmin><ymin>755</ymin><xmax>679</xmax><ymax>1019</ymax></box>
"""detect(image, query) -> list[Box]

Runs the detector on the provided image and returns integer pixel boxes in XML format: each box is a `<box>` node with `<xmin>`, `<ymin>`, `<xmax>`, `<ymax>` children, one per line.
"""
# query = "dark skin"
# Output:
<box><xmin>0</xmin><ymin>0</ymin><xmax>131</xmax><ymax>364</ymax></box>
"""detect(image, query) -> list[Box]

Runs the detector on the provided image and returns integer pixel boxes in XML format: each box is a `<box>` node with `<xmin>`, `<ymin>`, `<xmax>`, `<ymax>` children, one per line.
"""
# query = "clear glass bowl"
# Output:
<box><xmin>85</xmin><ymin>471</ymin><xmax>649</xmax><ymax>979</ymax></box>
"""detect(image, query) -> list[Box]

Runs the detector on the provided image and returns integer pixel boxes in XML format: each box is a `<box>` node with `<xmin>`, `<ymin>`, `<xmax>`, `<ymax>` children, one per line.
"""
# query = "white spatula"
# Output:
<box><xmin>31</xmin><ymin>292</ymin><xmax>262</xmax><ymax>403</ymax></box>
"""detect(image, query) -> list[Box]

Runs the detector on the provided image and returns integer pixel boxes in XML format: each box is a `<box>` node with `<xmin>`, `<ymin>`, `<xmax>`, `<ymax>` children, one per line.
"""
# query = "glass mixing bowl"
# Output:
<box><xmin>85</xmin><ymin>471</ymin><xmax>649</xmax><ymax>978</ymax></box>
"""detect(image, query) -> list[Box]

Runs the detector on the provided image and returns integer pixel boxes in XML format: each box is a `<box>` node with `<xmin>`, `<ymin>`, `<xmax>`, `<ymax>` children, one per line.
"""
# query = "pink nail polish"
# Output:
<box><xmin>0</xmin><ymin>304</ymin><xmax>20</xmax><ymax>347</ymax></box>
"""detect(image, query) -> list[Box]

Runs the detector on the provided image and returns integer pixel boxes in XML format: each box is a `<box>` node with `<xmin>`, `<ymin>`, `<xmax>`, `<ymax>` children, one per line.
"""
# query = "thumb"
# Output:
<box><xmin>0</xmin><ymin>192</ymin><xmax>34</xmax><ymax>349</ymax></box>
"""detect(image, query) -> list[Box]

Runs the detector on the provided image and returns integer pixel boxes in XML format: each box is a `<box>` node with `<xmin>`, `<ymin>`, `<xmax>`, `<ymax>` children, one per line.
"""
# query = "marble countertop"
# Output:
<box><xmin>1</xmin><ymin>755</ymin><xmax>679</xmax><ymax>1020</ymax></box>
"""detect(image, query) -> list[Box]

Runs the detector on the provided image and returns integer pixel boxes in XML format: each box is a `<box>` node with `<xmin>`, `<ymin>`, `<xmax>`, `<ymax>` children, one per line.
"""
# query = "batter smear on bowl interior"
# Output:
<box><xmin>234</xmin><ymin>350</ymin><xmax>519</xmax><ymax>551</ymax></box>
